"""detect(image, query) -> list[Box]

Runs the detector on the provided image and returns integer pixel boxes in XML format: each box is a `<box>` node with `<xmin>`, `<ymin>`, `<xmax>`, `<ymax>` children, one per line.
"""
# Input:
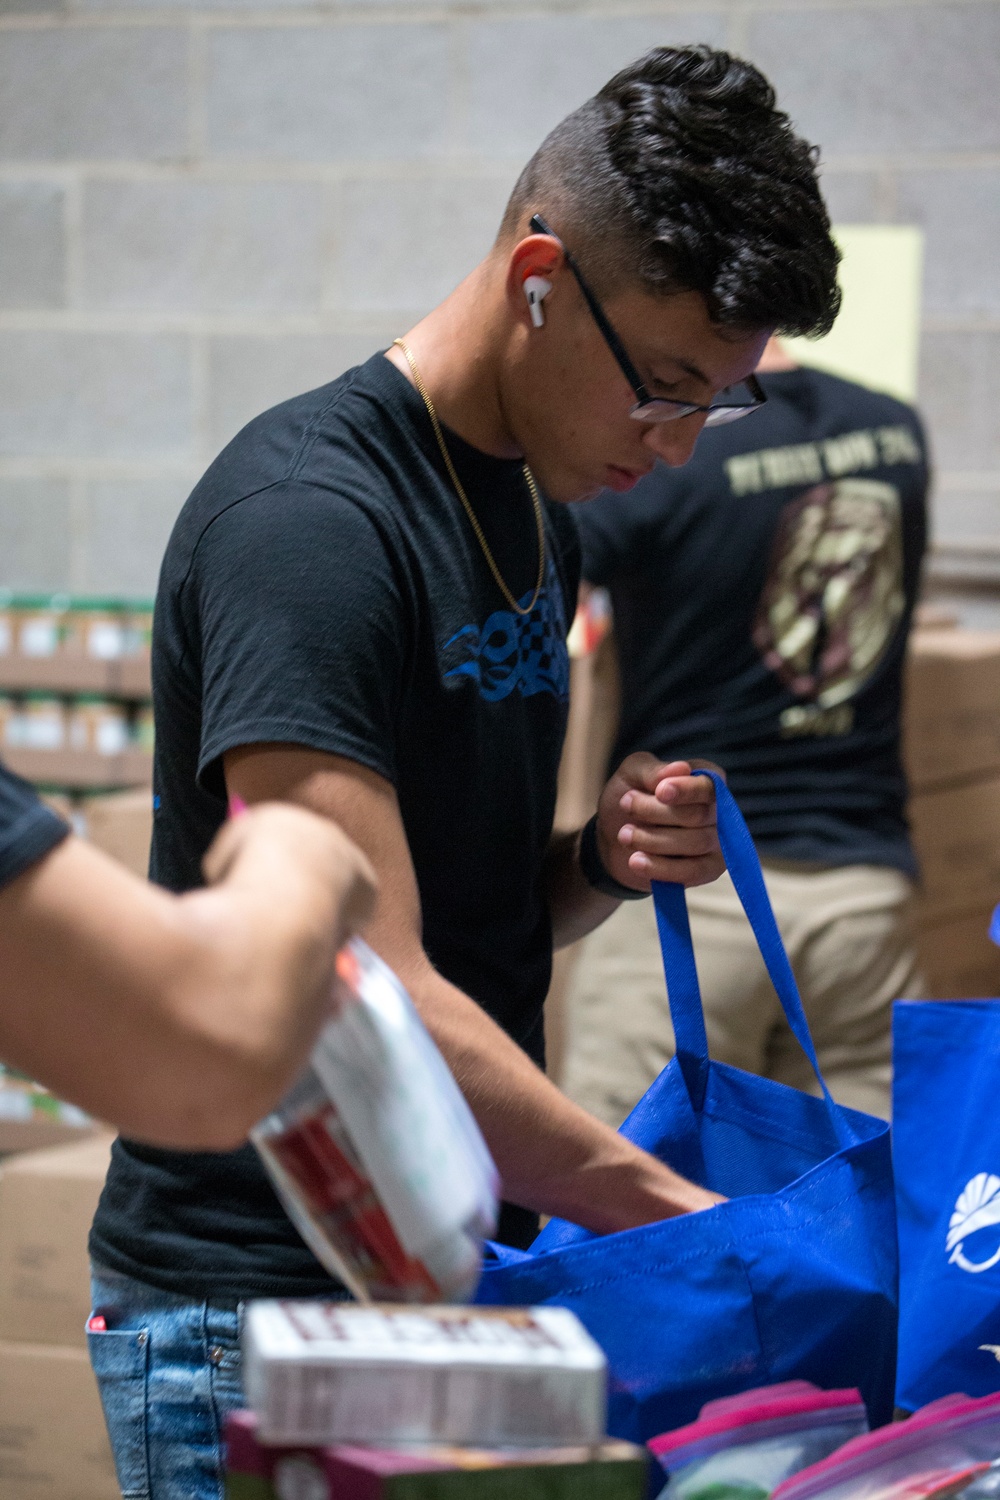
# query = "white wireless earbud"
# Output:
<box><xmin>523</xmin><ymin>275</ymin><xmax>553</xmax><ymax>328</ymax></box>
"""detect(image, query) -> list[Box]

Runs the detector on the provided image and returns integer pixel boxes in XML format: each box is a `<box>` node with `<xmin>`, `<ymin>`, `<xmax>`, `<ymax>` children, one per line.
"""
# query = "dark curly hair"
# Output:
<box><xmin>500</xmin><ymin>45</ymin><xmax>841</xmax><ymax>338</ymax></box>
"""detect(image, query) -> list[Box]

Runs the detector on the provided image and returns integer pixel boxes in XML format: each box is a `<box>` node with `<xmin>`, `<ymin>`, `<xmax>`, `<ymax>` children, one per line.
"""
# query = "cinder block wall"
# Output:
<box><xmin>0</xmin><ymin>0</ymin><xmax>997</xmax><ymax>594</ymax></box>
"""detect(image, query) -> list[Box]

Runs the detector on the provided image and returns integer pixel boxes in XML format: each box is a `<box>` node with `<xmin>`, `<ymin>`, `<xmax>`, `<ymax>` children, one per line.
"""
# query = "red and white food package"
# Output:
<box><xmin>252</xmin><ymin>939</ymin><xmax>499</xmax><ymax>1304</ymax></box>
<box><xmin>240</xmin><ymin>1301</ymin><xmax>608</xmax><ymax>1448</ymax></box>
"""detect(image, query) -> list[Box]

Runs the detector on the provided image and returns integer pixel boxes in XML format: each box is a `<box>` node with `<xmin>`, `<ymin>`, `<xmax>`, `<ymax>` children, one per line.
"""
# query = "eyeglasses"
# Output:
<box><xmin>528</xmin><ymin>214</ymin><xmax>767</xmax><ymax>428</ymax></box>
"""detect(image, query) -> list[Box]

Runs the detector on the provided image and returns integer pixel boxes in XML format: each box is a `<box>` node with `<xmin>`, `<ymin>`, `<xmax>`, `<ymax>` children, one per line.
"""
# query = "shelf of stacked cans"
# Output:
<box><xmin>0</xmin><ymin>594</ymin><xmax>154</xmax><ymax>790</ymax></box>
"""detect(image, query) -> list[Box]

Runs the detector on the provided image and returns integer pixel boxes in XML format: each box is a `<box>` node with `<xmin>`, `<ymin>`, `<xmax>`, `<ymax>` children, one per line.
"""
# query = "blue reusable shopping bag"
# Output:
<box><xmin>476</xmin><ymin>772</ymin><xmax>898</xmax><ymax>1443</ymax></box>
<box><xmin>893</xmin><ymin>989</ymin><xmax>1000</xmax><ymax>1413</ymax></box>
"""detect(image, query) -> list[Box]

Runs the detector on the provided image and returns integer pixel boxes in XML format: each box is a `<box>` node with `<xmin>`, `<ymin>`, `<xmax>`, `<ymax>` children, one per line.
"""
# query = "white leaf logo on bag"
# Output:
<box><xmin>947</xmin><ymin>1174</ymin><xmax>1000</xmax><ymax>1273</ymax></box>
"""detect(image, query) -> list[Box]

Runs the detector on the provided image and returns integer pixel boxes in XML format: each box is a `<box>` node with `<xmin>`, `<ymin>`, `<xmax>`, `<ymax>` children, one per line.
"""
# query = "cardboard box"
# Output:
<box><xmin>912</xmin><ymin>603</ymin><xmax>959</xmax><ymax>630</ymax></box>
<box><xmin>909</xmin><ymin>773</ymin><xmax>1000</xmax><ymax>922</ymax></box>
<box><xmin>904</xmin><ymin>629</ymin><xmax>1000</xmax><ymax>791</ymax></box>
<box><xmin>0</xmin><ymin>1115</ymin><xmax>95</xmax><ymax>1157</ymax></box>
<box><xmin>243</xmin><ymin>1302</ymin><xmax>608</xmax><ymax>1449</ymax></box>
<box><xmin>2</xmin><ymin>747</ymin><xmax>153</xmax><ymax>793</ymax></box>
<box><xmin>916</xmin><ymin>903</ymin><xmax>1000</xmax><ymax>1000</ymax></box>
<box><xmin>0</xmin><ymin>653</ymin><xmax>150</xmax><ymax>698</ymax></box>
<box><xmin>225</xmin><ymin>1409</ymin><xmax>648</xmax><ymax>1500</ymax></box>
<box><xmin>0</xmin><ymin>1134</ymin><xmax>112</xmax><ymax>1347</ymax></box>
<box><xmin>80</xmin><ymin>787</ymin><xmax>153</xmax><ymax>877</ymax></box>
<box><xmin>0</xmin><ymin>1339</ymin><xmax>118</xmax><ymax>1500</ymax></box>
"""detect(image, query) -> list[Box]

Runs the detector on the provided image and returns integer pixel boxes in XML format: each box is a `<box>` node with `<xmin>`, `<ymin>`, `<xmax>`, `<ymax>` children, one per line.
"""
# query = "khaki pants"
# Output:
<box><xmin>561</xmin><ymin>861</ymin><xmax>923</xmax><ymax>1127</ymax></box>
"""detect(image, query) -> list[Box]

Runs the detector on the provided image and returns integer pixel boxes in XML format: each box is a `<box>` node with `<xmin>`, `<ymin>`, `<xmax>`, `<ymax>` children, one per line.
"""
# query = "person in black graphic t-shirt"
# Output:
<box><xmin>0</xmin><ymin>760</ymin><xmax>374</xmax><ymax>1145</ymax></box>
<box><xmin>564</xmin><ymin>338</ymin><xmax>929</xmax><ymax>1127</ymax></box>
<box><xmin>87</xmin><ymin>46</ymin><xmax>845</xmax><ymax>1497</ymax></box>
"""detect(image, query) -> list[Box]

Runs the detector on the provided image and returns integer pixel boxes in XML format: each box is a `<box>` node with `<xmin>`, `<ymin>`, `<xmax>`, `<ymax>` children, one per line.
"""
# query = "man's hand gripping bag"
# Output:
<box><xmin>476</xmin><ymin>773</ymin><xmax>897</xmax><ymax>1443</ymax></box>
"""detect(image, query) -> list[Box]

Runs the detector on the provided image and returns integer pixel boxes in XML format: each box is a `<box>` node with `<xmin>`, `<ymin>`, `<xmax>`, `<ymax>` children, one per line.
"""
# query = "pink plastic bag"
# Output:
<box><xmin>649</xmin><ymin>1382</ymin><xmax>868</xmax><ymax>1500</ymax></box>
<box><xmin>771</xmin><ymin>1392</ymin><xmax>1000</xmax><ymax>1500</ymax></box>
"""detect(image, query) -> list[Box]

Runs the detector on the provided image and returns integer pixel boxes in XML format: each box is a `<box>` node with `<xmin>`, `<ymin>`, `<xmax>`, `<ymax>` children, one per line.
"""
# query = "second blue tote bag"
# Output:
<box><xmin>476</xmin><ymin>773</ymin><xmax>898</xmax><ymax>1443</ymax></box>
<box><xmin>894</xmin><ymin>993</ymin><xmax>1000</xmax><ymax>1413</ymax></box>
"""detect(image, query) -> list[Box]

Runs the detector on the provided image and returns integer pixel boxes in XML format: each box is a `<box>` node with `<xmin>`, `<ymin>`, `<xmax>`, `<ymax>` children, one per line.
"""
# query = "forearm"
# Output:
<box><xmin>400</xmin><ymin>953</ymin><xmax>715</xmax><ymax>1229</ymax></box>
<box><xmin>220</xmin><ymin>745</ymin><xmax>719</xmax><ymax>1226</ymax></box>
<box><xmin>0</xmin><ymin>815</ymin><xmax>371</xmax><ymax>1150</ymax></box>
<box><xmin>546</xmin><ymin>827</ymin><xmax>621</xmax><ymax>949</ymax></box>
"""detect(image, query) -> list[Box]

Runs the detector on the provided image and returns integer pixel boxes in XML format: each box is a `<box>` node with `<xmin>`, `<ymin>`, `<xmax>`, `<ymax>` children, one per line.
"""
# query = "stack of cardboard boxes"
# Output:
<box><xmin>904</xmin><ymin>627</ymin><xmax>1000</xmax><ymax>997</ymax></box>
<box><xmin>0</xmin><ymin>786</ymin><xmax>151</xmax><ymax>1498</ymax></box>
<box><xmin>0</xmin><ymin>1134</ymin><xmax>118</xmax><ymax>1500</ymax></box>
<box><xmin>76</xmin><ymin>786</ymin><xmax>154</xmax><ymax>880</ymax></box>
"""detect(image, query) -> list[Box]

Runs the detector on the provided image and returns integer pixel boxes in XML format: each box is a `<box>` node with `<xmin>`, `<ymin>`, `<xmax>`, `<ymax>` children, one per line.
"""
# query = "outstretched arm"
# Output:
<box><xmin>225</xmin><ymin>744</ymin><xmax>722</xmax><ymax>1229</ymax></box>
<box><xmin>0</xmin><ymin>802</ymin><xmax>375</xmax><ymax>1151</ymax></box>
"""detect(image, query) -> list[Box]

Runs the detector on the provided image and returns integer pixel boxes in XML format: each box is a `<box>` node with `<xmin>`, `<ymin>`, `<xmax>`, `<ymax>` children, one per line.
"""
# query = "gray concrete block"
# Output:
<box><xmin>820</xmin><ymin>171</ymin><xmax>883</xmax><ymax>225</ymax></box>
<box><xmin>0</xmin><ymin>479</ymin><xmax>72</xmax><ymax>591</ymax></box>
<box><xmin>337</xmin><ymin>175</ymin><xmax>515</xmax><ymax>314</ymax></box>
<box><xmin>207</xmin><ymin>332</ymin><xmax>394</xmax><ymax>452</ymax></box>
<box><xmin>933</xmin><ymin>485</ymin><xmax>1000</xmax><ymax>544</ymax></box>
<box><xmin>0</xmin><ymin>29</ymin><xmax>187</xmax><ymax>161</ymax></box>
<box><xmin>895</xmin><ymin>169</ymin><xmax>1000</xmax><ymax>318</ymax></box>
<box><xmin>0</xmin><ymin>0</ymin><xmax>63</xmax><ymax>20</ymax></box>
<box><xmin>919</xmin><ymin>331</ymin><xmax>1000</xmax><ymax>473</ymax></box>
<box><xmin>0</xmin><ymin>182</ymin><xmax>65</xmax><ymax>308</ymax></box>
<box><xmin>745</xmin><ymin>4</ymin><xmax>1000</xmax><ymax>155</ymax></box>
<box><xmin>81</xmin><ymin>477</ymin><xmax>192</xmax><ymax>595</ymax></box>
<box><xmin>77</xmin><ymin>0</ymin><xmax>314</xmax><ymax>12</ymax></box>
<box><xmin>81</xmin><ymin>181</ymin><xmax>325</xmax><ymax>313</ymax></box>
<box><xmin>206</xmin><ymin>25</ymin><xmax>450</xmax><ymax>161</ymax></box>
<box><xmin>0</xmin><ymin>333</ymin><xmax>193</xmax><ymax>459</ymax></box>
<box><xmin>466</xmin><ymin>15</ymin><xmax>727</xmax><ymax>160</ymax></box>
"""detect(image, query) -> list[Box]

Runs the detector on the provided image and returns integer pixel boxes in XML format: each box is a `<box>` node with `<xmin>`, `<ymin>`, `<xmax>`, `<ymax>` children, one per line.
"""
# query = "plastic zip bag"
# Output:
<box><xmin>649</xmin><ymin>1382</ymin><xmax>869</xmax><ymax>1500</ymax></box>
<box><xmin>252</xmin><ymin>939</ymin><xmax>499</xmax><ymax>1303</ymax></box>
<box><xmin>771</xmin><ymin>1392</ymin><xmax>1000</xmax><ymax>1500</ymax></box>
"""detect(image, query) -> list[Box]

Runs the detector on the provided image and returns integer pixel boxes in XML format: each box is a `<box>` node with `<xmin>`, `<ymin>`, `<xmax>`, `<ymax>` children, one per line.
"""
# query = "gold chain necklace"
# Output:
<box><xmin>392</xmin><ymin>338</ymin><xmax>546</xmax><ymax>617</ymax></box>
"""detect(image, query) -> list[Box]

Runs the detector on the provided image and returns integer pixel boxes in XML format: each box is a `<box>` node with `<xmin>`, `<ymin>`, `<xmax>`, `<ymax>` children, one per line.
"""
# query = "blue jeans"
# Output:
<box><xmin>88</xmin><ymin>1263</ymin><xmax>245</xmax><ymax>1500</ymax></box>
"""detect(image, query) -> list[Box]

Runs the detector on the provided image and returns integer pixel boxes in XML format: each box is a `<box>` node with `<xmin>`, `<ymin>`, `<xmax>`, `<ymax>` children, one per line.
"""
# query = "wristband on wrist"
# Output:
<box><xmin>578</xmin><ymin>815</ymin><xmax>651</xmax><ymax>901</ymax></box>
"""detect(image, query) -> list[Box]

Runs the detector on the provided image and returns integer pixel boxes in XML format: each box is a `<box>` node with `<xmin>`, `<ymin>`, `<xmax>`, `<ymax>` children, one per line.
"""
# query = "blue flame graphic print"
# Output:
<box><xmin>441</xmin><ymin>557</ymin><xmax>570</xmax><ymax>703</ymax></box>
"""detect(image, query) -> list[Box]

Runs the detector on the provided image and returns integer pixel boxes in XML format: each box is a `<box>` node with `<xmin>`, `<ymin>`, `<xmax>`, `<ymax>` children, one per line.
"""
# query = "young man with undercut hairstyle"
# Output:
<box><xmin>87</xmin><ymin>45</ymin><xmax>842</xmax><ymax>1498</ymax></box>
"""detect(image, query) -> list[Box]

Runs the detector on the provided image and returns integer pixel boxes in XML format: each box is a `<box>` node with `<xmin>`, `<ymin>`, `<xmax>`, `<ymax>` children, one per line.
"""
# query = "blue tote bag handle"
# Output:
<box><xmin>652</xmin><ymin>770</ymin><xmax>854</xmax><ymax>1145</ymax></box>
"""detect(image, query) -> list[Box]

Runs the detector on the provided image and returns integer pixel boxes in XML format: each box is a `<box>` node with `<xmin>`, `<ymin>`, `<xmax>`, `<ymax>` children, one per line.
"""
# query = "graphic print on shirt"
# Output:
<box><xmin>752</xmin><ymin>477</ymin><xmax>905</xmax><ymax>738</ymax></box>
<box><xmin>442</xmin><ymin>556</ymin><xmax>570</xmax><ymax>703</ymax></box>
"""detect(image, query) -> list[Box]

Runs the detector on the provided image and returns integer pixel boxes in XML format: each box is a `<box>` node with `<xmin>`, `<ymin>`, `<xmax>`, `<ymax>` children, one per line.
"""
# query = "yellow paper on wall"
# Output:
<box><xmin>784</xmin><ymin>225</ymin><xmax>924</xmax><ymax>403</ymax></box>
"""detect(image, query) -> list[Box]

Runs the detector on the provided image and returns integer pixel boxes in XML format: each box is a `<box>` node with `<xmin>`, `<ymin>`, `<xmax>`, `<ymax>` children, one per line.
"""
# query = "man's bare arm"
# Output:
<box><xmin>225</xmin><ymin>745</ymin><xmax>721</xmax><ymax>1230</ymax></box>
<box><xmin>0</xmin><ymin>803</ymin><xmax>375</xmax><ymax>1151</ymax></box>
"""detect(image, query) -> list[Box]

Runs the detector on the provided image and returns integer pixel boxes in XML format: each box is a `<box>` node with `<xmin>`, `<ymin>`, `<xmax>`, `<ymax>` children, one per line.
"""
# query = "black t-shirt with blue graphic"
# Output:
<box><xmin>577</xmin><ymin>366</ymin><xmax>928</xmax><ymax>876</ymax></box>
<box><xmin>90</xmin><ymin>350</ymin><xmax>580</xmax><ymax>1300</ymax></box>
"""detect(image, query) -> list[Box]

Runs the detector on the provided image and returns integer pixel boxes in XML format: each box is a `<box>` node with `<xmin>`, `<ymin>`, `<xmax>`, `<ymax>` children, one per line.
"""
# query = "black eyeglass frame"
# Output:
<box><xmin>528</xmin><ymin>213</ymin><xmax>767</xmax><ymax>427</ymax></box>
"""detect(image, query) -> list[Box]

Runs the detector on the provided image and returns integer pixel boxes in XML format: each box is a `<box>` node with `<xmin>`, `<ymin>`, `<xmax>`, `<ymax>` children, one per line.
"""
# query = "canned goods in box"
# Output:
<box><xmin>0</xmin><ymin>591</ymin><xmax>13</xmax><ymax>657</ymax></box>
<box><xmin>134</xmin><ymin>704</ymin><xmax>155</xmax><ymax>752</ymax></box>
<box><xmin>126</xmin><ymin>601</ymin><xmax>155</xmax><ymax>659</ymax></box>
<box><xmin>64</xmin><ymin>599</ymin><xmax>129</xmax><ymax>661</ymax></box>
<box><xmin>15</xmin><ymin>594</ymin><xmax>68</xmax><ymax>659</ymax></box>
<box><xmin>0</xmin><ymin>1063</ymin><xmax>92</xmax><ymax>1129</ymax></box>
<box><xmin>67</xmin><ymin>696</ymin><xmax>130</xmax><ymax>756</ymax></box>
<box><xmin>6</xmin><ymin>693</ymin><xmax>66</xmax><ymax>751</ymax></box>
